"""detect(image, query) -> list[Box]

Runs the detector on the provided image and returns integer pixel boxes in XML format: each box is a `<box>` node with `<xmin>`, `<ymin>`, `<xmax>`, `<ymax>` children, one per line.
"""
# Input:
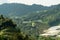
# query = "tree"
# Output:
<box><xmin>0</xmin><ymin>15</ymin><xmax>33</xmax><ymax>40</ymax></box>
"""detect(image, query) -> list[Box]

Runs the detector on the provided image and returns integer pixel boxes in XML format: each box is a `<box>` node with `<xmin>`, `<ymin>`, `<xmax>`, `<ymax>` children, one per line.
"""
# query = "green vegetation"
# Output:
<box><xmin>0</xmin><ymin>3</ymin><xmax>60</xmax><ymax>40</ymax></box>
<box><xmin>0</xmin><ymin>15</ymin><xmax>34</xmax><ymax>40</ymax></box>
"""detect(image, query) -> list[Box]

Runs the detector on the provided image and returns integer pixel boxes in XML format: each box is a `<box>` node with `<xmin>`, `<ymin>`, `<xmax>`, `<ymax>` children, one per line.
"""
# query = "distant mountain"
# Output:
<box><xmin>0</xmin><ymin>3</ymin><xmax>49</xmax><ymax>16</ymax></box>
<box><xmin>22</xmin><ymin>4</ymin><xmax>60</xmax><ymax>26</ymax></box>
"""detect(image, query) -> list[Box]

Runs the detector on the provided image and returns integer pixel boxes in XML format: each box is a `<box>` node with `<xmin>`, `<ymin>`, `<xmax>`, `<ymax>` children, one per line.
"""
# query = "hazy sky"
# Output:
<box><xmin>0</xmin><ymin>0</ymin><xmax>60</xmax><ymax>6</ymax></box>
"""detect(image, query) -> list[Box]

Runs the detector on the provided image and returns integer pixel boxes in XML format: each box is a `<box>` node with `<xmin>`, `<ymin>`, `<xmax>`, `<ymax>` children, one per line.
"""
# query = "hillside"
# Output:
<box><xmin>0</xmin><ymin>3</ymin><xmax>60</xmax><ymax>40</ymax></box>
<box><xmin>0</xmin><ymin>3</ymin><xmax>49</xmax><ymax>16</ymax></box>
<box><xmin>22</xmin><ymin>4</ymin><xmax>60</xmax><ymax>26</ymax></box>
<box><xmin>13</xmin><ymin>4</ymin><xmax>60</xmax><ymax>39</ymax></box>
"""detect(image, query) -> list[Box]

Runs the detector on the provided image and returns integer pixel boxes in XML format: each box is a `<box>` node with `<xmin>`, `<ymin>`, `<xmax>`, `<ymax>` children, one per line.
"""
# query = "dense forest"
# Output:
<box><xmin>0</xmin><ymin>15</ymin><xmax>34</xmax><ymax>40</ymax></box>
<box><xmin>0</xmin><ymin>3</ymin><xmax>60</xmax><ymax>40</ymax></box>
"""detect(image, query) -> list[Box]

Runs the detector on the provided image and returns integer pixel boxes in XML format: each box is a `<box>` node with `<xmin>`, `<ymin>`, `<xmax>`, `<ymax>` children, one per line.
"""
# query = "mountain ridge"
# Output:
<box><xmin>0</xmin><ymin>3</ymin><xmax>51</xmax><ymax>16</ymax></box>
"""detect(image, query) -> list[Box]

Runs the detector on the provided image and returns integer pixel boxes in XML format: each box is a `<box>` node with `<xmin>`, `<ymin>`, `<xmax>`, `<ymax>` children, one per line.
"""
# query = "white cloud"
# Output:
<box><xmin>1</xmin><ymin>0</ymin><xmax>60</xmax><ymax>6</ymax></box>
<box><xmin>0</xmin><ymin>0</ymin><xmax>8</xmax><ymax>4</ymax></box>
